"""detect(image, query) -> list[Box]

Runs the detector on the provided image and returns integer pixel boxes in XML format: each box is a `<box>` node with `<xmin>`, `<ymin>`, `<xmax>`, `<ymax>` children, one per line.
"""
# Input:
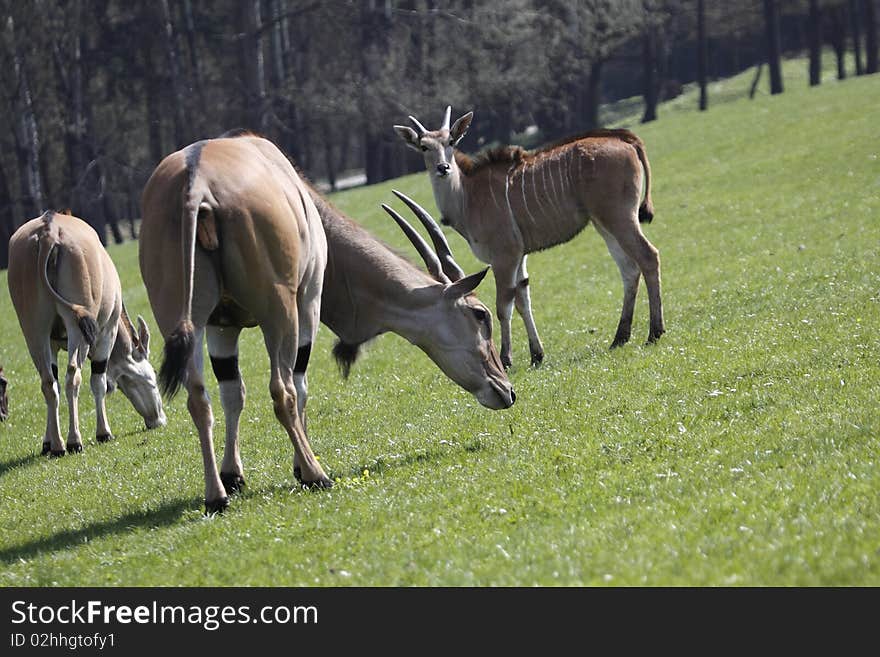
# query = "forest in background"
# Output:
<box><xmin>0</xmin><ymin>0</ymin><xmax>877</xmax><ymax>267</ymax></box>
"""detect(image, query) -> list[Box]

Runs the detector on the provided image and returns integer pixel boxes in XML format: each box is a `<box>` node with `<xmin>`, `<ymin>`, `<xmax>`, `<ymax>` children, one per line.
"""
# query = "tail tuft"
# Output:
<box><xmin>77</xmin><ymin>315</ymin><xmax>98</xmax><ymax>348</ymax></box>
<box><xmin>638</xmin><ymin>202</ymin><xmax>654</xmax><ymax>224</ymax></box>
<box><xmin>159</xmin><ymin>320</ymin><xmax>195</xmax><ymax>399</ymax></box>
<box><xmin>331</xmin><ymin>340</ymin><xmax>361</xmax><ymax>379</ymax></box>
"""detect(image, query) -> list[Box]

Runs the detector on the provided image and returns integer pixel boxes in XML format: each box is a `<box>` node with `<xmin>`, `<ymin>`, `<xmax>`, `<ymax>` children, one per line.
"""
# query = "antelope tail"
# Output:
<box><xmin>158</xmin><ymin>171</ymin><xmax>202</xmax><ymax>400</ymax></box>
<box><xmin>37</xmin><ymin>211</ymin><xmax>98</xmax><ymax>348</ymax></box>
<box><xmin>631</xmin><ymin>139</ymin><xmax>654</xmax><ymax>224</ymax></box>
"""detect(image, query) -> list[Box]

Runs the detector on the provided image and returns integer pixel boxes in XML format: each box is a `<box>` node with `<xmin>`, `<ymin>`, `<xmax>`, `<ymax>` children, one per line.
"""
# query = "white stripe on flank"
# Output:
<box><xmin>565</xmin><ymin>149</ymin><xmax>575</xmax><ymax>193</ymax></box>
<box><xmin>540</xmin><ymin>165</ymin><xmax>556</xmax><ymax>217</ymax></box>
<box><xmin>520</xmin><ymin>169</ymin><xmax>538</xmax><ymax>225</ymax></box>
<box><xmin>548</xmin><ymin>155</ymin><xmax>565</xmax><ymax>213</ymax></box>
<box><xmin>530</xmin><ymin>165</ymin><xmax>550</xmax><ymax>219</ymax></box>
<box><xmin>488</xmin><ymin>177</ymin><xmax>504</xmax><ymax>212</ymax></box>
<box><xmin>555</xmin><ymin>156</ymin><xmax>568</xmax><ymax>213</ymax></box>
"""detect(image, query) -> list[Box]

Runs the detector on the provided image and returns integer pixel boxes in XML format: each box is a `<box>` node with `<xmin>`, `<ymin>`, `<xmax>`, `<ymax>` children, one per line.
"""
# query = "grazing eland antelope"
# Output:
<box><xmin>0</xmin><ymin>367</ymin><xmax>7</xmax><ymax>421</ymax></box>
<box><xmin>7</xmin><ymin>211</ymin><xmax>166</xmax><ymax>456</ymax></box>
<box><xmin>139</xmin><ymin>133</ymin><xmax>330</xmax><ymax>513</ymax></box>
<box><xmin>310</xmin><ymin>186</ymin><xmax>515</xmax><ymax>410</ymax></box>
<box><xmin>395</xmin><ymin>107</ymin><xmax>665</xmax><ymax>368</ymax></box>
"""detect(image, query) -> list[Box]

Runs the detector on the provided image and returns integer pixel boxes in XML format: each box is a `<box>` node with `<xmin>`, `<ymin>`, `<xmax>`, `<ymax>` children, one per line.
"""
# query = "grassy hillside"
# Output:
<box><xmin>0</xmin><ymin>66</ymin><xmax>877</xmax><ymax>586</ymax></box>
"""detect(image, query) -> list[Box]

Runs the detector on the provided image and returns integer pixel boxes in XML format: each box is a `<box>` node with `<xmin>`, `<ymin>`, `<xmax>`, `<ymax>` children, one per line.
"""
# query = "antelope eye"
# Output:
<box><xmin>472</xmin><ymin>308</ymin><xmax>488</xmax><ymax>322</ymax></box>
<box><xmin>420</xmin><ymin>145</ymin><xmax>428</xmax><ymax>152</ymax></box>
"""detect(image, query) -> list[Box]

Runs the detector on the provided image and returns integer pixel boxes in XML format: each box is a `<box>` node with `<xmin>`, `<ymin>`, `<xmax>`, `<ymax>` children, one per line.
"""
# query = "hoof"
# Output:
<box><xmin>220</xmin><ymin>472</ymin><xmax>246</xmax><ymax>495</ymax></box>
<box><xmin>610</xmin><ymin>335</ymin><xmax>630</xmax><ymax>349</ymax></box>
<box><xmin>301</xmin><ymin>477</ymin><xmax>334</xmax><ymax>491</ymax></box>
<box><xmin>50</xmin><ymin>449</ymin><xmax>66</xmax><ymax>458</ymax></box>
<box><xmin>530</xmin><ymin>350</ymin><xmax>544</xmax><ymax>367</ymax></box>
<box><xmin>501</xmin><ymin>356</ymin><xmax>512</xmax><ymax>370</ymax></box>
<box><xmin>96</xmin><ymin>433</ymin><xmax>114</xmax><ymax>444</ymax></box>
<box><xmin>204</xmin><ymin>496</ymin><xmax>230</xmax><ymax>515</ymax></box>
<box><xmin>41</xmin><ymin>442</ymin><xmax>51</xmax><ymax>456</ymax></box>
<box><xmin>646</xmin><ymin>329</ymin><xmax>665</xmax><ymax>345</ymax></box>
<box><xmin>294</xmin><ymin>466</ymin><xmax>333</xmax><ymax>489</ymax></box>
<box><xmin>66</xmin><ymin>443</ymin><xmax>84</xmax><ymax>454</ymax></box>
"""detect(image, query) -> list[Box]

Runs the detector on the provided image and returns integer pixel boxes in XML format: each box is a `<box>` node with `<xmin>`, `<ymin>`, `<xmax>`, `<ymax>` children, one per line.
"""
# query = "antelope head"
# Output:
<box><xmin>394</xmin><ymin>106</ymin><xmax>473</xmax><ymax>179</ymax></box>
<box><xmin>382</xmin><ymin>190</ymin><xmax>514</xmax><ymax>410</ymax></box>
<box><xmin>109</xmin><ymin>314</ymin><xmax>166</xmax><ymax>429</ymax></box>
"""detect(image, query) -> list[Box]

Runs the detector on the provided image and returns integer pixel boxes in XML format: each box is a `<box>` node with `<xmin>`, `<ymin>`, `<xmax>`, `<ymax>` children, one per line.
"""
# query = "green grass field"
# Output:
<box><xmin>1</xmin><ymin>64</ymin><xmax>878</xmax><ymax>586</ymax></box>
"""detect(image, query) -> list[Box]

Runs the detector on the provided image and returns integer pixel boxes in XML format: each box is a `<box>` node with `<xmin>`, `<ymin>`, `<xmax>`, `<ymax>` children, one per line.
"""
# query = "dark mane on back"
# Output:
<box><xmin>455</xmin><ymin>128</ymin><xmax>643</xmax><ymax>176</ymax></box>
<box><xmin>533</xmin><ymin>128</ymin><xmax>643</xmax><ymax>156</ymax></box>
<box><xmin>455</xmin><ymin>145</ymin><xmax>527</xmax><ymax>176</ymax></box>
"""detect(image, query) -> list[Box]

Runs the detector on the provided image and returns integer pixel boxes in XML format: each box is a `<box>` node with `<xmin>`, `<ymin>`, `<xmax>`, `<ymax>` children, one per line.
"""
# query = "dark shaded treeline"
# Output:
<box><xmin>0</xmin><ymin>0</ymin><xmax>876</xmax><ymax>268</ymax></box>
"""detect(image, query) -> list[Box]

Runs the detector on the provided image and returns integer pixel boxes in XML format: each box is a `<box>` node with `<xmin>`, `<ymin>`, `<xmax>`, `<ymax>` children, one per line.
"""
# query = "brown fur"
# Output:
<box><xmin>455</xmin><ymin>128</ymin><xmax>644</xmax><ymax>177</ymax></box>
<box><xmin>454</xmin><ymin>127</ymin><xmax>653</xmax><ymax>224</ymax></box>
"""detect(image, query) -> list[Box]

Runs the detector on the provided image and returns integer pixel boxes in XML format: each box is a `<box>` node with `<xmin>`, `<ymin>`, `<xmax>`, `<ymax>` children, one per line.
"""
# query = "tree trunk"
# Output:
<box><xmin>808</xmin><ymin>0</ymin><xmax>822</xmax><ymax>86</ymax></box>
<box><xmin>181</xmin><ymin>0</ymin><xmax>206</xmax><ymax>134</ymax></box>
<box><xmin>5</xmin><ymin>16</ymin><xmax>44</xmax><ymax>219</ymax></box>
<box><xmin>268</xmin><ymin>0</ymin><xmax>286</xmax><ymax>89</ymax></box>
<box><xmin>867</xmin><ymin>0</ymin><xmax>879</xmax><ymax>73</ymax></box>
<box><xmin>0</xmin><ymin>162</ymin><xmax>15</xmax><ymax>269</ymax></box>
<box><xmin>359</xmin><ymin>1</ymin><xmax>391</xmax><ymax>185</ymax></box>
<box><xmin>159</xmin><ymin>0</ymin><xmax>188</xmax><ymax>147</ymax></box>
<box><xmin>763</xmin><ymin>0</ymin><xmax>784</xmax><ymax>94</ymax></box>
<box><xmin>698</xmin><ymin>0</ymin><xmax>708</xmax><ymax>111</ymax></box>
<box><xmin>849</xmin><ymin>0</ymin><xmax>864</xmax><ymax>75</ymax></box>
<box><xmin>585</xmin><ymin>59</ymin><xmax>604</xmax><ymax>130</ymax></box>
<box><xmin>146</xmin><ymin>65</ymin><xmax>165</xmax><ymax>167</ymax></box>
<box><xmin>323</xmin><ymin>122</ymin><xmax>337</xmax><ymax>192</ymax></box>
<box><xmin>641</xmin><ymin>29</ymin><xmax>658</xmax><ymax>123</ymax></box>
<box><xmin>829</xmin><ymin>7</ymin><xmax>848</xmax><ymax>79</ymax></box>
<box><xmin>51</xmin><ymin>0</ymin><xmax>89</xmax><ymax>215</ymax></box>
<box><xmin>239</xmin><ymin>0</ymin><xmax>268</xmax><ymax>133</ymax></box>
<box><xmin>749</xmin><ymin>63</ymin><xmax>763</xmax><ymax>99</ymax></box>
<box><xmin>104</xmin><ymin>191</ymin><xmax>124</xmax><ymax>244</ymax></box>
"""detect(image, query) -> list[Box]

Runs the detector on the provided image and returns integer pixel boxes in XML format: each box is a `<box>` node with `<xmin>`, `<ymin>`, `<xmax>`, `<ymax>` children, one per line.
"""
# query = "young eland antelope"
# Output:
<box><xmin>139</xmin><ymin>134</ymin><xmax>330</xmax><ymax>513</ymax></box>
<box><xmin>7</xmin><ymin>211</ymin><xmax>165</xmax><ymax>456</ymax></box>
<box><xmin>395</xmin><ymin>107</ymin><xmax>665</xmax><ymax>368</ymax></box>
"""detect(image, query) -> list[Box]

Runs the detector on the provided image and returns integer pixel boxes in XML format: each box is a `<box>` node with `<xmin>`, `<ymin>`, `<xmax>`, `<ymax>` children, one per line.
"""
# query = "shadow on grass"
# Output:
<box><xmin>0</xmin><ymin>427</ymin><xmax>155</xmax><ymax>479</ymax></box>
<box><xmin>0</xmin><ymin>452</ymin><xmax>43</xmax><ymax>478</ymax></box>
<box><xmin>238</xmin><ymin>439</ymin><xmax>493</xmax><ymax>503</ymax></box>
<box><xmin>0</xmin><ymin>496</ymin><xmax>200</xmax><ymax>565</ymax></box>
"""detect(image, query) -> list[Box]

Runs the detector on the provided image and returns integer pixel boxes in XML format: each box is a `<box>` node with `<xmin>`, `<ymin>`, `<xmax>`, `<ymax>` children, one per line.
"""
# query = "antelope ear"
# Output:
<box><xmin>136</xmin><ymin>315</ymin><xmax>151</xmax><ymax>357</ymax></box>
<box><xmin>450</xmin><ymin>111</ymin><xmax>473</xmax><ymax>146</ymax></box>
<box><xmin>394</xmin><ymin>125</ymin><xmax>421</xmax><ymax>151</ymax></box>
<box><xmin>443</xmin><ymin>267</ymin><xmax>489</xmax><ymax>299</ymax></box>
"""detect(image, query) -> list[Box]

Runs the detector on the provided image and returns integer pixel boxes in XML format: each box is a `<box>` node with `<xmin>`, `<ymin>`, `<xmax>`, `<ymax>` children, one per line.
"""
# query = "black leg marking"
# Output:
<box><xmin>51</xmin><ymin>364</ymin><xmax>58</xmax><ymax>382</ymax></box>
<box><xmin>221</xmin><ymin>471</ymin><xmax>246</xmax><ymax>495</ymax></box>
<box><xmin>294</xmin><ymin>465</ymin><xmax>333</xmax><ymax>490</ymax></box>
<box><xmin>530</xmin><ymin>348</ymin><xmax>544</xmax><ymax>367</ymax></box>
<box><xmin>519</xmin><ymin>277</ymin><xmax>530</xmax><ymax>288</ymax></box>
<box><xmin>294</xmin><ymin>343</ymin><xmax>312</xmax><ymax>374</ymax></box>
<box><xmin>210</xmin><ymin>355</ymin><xmax>239</xmax><ymax>382</ymax></box>
<box><xmin>91</xmin><ymin>359</ymin><xmax>107</xmax><ymax>375</ymax></box>
<box><xmin>204</xmin><ymin>496</ymin><xmax>230</xmax><ymax>515</ymax></box>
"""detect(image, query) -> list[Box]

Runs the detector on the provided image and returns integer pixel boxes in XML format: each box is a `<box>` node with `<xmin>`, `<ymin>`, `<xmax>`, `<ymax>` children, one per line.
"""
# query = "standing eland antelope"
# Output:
<box><xmin>395</xmin><ymin>107</ymin><xmax>665</xmax><ymax>368</ymax></box>
<box><xmin>139</xmin><ymin>133</ymin><xmax>330</xmax><ymax>513</ymax></box>
<box><xmin>7</xmin><ymin>211</ymin><xmax>166</xmax><ymax>456</ymax></box>
<box><xmin>311</xmin><ymin>186</ymin><xmax>515</xmax><ymax>410</ymax></box>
